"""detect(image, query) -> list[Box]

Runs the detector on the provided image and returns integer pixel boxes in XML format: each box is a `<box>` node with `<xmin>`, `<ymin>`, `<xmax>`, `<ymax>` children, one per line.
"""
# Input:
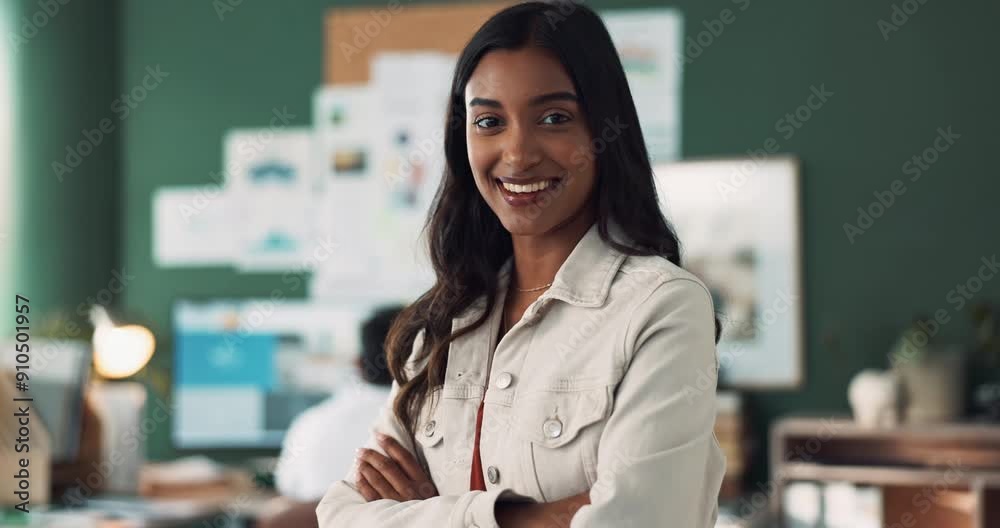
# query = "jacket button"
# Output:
<box><xmin>543</xmin><ymin>418</ymin><xmax>563</xmax><ymax>439</ymax></box>
<box><xmin>495</xmin><ymin>372</ymin><xmax>513</xmax><ymax>389</ymax></box>
<box><xmin>487</xmin><ymin>465</ymin><xmax>500</xmax><ymax>484</ymax></box>
<box><xmin>424</xmin><ymin>420</ymin><xmax>436</xmax><ymax>436</ymax></box>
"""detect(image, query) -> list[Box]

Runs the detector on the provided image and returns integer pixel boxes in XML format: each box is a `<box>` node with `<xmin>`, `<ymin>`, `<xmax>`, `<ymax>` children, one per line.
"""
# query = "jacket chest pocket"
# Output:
<box><xmin>414</xmin><ymin>396</ymin><xmax>476</xmax><ymax>495</ymax></box>
<box><xmin>512</xmin><ymin>386</ymin><xmax>612</xmax><ymax>502</ymax></box>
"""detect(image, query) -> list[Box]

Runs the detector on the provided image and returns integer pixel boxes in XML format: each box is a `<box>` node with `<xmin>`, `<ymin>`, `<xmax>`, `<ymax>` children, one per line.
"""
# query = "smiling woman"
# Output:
<box><xmin>316</xmin><ymin>2</ymin><xmax>724</xmax><ymax>527</ymax></box>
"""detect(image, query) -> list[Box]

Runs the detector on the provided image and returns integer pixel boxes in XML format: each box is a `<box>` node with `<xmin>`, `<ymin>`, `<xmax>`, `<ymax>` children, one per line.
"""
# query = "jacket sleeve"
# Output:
<box><xmin>570</xmin><ymin>278</ymin><xmax>726</xmax><ymax>528</ymax></box>
<box><xmin>315</xmin><ymin>331</ymin><xmax>526</xmax><ymax>528</ymax></box>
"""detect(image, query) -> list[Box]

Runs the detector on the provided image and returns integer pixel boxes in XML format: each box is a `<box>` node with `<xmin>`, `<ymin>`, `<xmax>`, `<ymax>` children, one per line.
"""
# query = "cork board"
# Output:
<box><xmin>324</xmin><ymin>1</ymin><xmax>517</xmax><ymax>85</ymax></box>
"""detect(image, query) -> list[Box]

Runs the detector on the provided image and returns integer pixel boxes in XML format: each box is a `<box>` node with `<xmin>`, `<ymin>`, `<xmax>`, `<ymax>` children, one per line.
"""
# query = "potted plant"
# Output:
<box><xmin>889</xmin><ymin>316</ymin><xmax>965</xmax><ymax>424</ymax></box>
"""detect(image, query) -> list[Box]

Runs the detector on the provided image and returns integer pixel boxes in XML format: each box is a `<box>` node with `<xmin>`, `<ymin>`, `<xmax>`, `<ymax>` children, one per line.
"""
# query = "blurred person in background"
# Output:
<box><xmin>262</xmin><ymin>305</ymin><xmax>401</xmax><ymax>528</ymax></box>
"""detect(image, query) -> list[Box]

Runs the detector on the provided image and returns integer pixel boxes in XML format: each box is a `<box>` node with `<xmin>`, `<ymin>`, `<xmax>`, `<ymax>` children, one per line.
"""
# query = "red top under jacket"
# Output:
<box><xmin>470</xmin><ymin>398</ymin><xmax>487</xmax><ymax>491</ymax></box>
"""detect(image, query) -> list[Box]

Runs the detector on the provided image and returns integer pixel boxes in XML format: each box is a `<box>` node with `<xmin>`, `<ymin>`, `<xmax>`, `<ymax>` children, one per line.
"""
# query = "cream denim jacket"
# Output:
<box><xmin>317</xmin><ymin>221</ymin><xmax>726</xmax><ymax>527</ymax></box>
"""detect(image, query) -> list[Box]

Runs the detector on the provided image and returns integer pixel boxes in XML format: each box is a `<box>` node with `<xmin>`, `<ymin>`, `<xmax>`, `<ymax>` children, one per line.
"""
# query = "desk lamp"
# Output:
<box><xmin>88</xmin><ymin>306</ymin><xmax>155</xmax><ymax>494</ymax></box>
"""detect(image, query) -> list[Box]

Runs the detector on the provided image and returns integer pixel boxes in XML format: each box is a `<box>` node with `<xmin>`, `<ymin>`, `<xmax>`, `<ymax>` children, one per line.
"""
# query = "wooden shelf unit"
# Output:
<box><xmin>769</xmin><ymin>417</ymin><xmax>1000</xmax><ymax>528</ymax></box>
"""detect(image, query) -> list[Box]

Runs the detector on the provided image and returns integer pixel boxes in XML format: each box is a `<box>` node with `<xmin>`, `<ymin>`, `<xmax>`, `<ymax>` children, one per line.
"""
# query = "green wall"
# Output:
<box><xmin>1</xmin><ymin>2</ymin><xmax>13</xmax><ymax>338</ymax></box>
<box><xmin>10</xmin><ymin>0</ymin><xmax>118</xmax><ymax>340</ymax></box>
<box><xmin>112</xmin><ymin>0</ymin><xmax>1000</xmax><ymax>483</ymax></box>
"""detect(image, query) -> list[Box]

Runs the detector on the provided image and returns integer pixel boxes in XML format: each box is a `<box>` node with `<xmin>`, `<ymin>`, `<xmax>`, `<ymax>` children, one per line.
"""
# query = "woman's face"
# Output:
<box><xmin>465</xmin><ymin>47</ymin><xmax>597</xmax><ymax>237</ymax></box>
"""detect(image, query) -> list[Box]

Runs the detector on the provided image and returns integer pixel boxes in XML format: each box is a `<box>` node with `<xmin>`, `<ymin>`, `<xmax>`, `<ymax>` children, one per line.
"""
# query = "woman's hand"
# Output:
<box><xmin>355</xmin><ymin>432</ymin><xmax>439</xmax><ymax>502</ymax></box>
<box><xmin>495</xmin><ymin>490</ymin><xmax>591</xmax><ymax>528</ymax></box>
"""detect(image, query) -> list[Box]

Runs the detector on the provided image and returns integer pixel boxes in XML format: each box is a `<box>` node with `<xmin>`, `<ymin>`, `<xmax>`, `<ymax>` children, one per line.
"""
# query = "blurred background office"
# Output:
<box><xmin>2</xmin><ymin>0</ymin><xmax>999</xmax><ymax>527</ymax></box>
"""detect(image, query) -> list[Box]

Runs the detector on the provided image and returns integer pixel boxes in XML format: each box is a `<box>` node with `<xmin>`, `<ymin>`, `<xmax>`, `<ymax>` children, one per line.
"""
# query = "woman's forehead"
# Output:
<box><xmin>465</xmin><ymin>48</ymin><xmax>575</xmax><ymax>105</ymax></box>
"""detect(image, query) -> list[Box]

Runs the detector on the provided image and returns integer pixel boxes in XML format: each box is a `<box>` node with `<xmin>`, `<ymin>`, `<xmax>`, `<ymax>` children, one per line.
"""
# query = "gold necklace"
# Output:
<box><xmin>503</xmin><ymin>280</ymin><xmax>550</xmax><ymax>332</ymax></box>
<box><xmin>514</xmin><ymin>282</ymin><xmax>552</xmax><ymax>293</ymax></box>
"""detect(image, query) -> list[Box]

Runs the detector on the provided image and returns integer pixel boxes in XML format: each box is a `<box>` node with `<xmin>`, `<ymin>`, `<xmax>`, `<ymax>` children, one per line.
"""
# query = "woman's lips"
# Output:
<box><xmin>494</xmin><ymin>178</ymin><xmax>563</xmax><ymax>207</ymax></box>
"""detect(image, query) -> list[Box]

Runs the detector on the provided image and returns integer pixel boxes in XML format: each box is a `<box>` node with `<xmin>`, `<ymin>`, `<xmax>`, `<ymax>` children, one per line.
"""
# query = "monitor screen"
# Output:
<box><xmin>171</xmin><ymin>298</ymin><xmax>373</xmax><ymax>448</ymax></box>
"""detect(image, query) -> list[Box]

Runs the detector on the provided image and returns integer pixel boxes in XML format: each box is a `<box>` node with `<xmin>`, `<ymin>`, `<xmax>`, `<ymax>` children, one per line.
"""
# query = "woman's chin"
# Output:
<box><xmin>498</xmin><ymin>215</ymin><xmax>556</xmax><ymax>237</ymax></box>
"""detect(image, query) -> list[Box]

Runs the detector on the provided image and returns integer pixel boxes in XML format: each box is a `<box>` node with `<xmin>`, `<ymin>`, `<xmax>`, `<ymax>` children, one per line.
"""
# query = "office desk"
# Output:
<box><xmin>3</xmin><ymin>491</ymin><xmax>278</xmax><ymax>528</ymax></box>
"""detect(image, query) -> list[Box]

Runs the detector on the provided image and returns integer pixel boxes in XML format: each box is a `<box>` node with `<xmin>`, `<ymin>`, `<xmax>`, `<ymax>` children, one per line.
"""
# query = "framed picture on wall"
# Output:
<box><xmin>653</xmin><ymin>157</ymin><xmax>804</xmax><ymax>389</ymax></box>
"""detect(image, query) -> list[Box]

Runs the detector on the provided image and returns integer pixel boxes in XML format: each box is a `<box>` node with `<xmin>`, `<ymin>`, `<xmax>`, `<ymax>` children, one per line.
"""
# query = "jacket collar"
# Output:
<box><xmin>453</xmin><ymin>220</ymin><xmax>629</xmax><ymax>330</ymax></box>
<box><xmin>497</xmin><ymin>219</ymin><xmax>628</xmax><ymax>308</ymax></box>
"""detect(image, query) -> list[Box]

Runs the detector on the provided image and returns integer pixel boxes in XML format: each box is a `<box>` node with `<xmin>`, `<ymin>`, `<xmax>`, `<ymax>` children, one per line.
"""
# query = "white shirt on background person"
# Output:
<box><xmin>275</xmin><ymin>376</ymin><xmax>392</xmax><ymax>501</ymax></box>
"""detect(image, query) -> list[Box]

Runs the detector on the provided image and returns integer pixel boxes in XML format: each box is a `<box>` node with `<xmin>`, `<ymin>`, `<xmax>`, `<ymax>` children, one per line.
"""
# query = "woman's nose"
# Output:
<box><xmin>501</xmin><ymin>123</ymin><xmax>543</xmax><ymax>171</ymax></box>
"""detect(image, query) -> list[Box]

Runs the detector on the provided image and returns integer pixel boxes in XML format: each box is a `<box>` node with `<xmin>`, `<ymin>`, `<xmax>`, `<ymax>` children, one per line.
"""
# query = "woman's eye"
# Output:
<box><xmin>541</xmin><ymin>113</ymin><xmax>570</xmax><ymax>125</ymax></box>
<box><xmin>474</xmin><ymin>116</ymin><xmax>501</xmax><ymax>129</ymax></box>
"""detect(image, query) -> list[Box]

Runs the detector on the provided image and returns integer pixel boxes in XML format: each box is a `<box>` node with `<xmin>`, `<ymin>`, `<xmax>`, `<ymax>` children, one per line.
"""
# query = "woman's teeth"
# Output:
<box><xmin>501</xmin><ymin>179</ymin><xmax>556</xmax><ymax>193</ymax></box>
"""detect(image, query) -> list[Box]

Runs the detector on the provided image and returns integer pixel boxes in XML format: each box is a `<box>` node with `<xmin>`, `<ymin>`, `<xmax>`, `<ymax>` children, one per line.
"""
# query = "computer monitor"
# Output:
<box><xmin>1</xmin><ymin>338</ymin><xmax>91</xmax><ymax>462</ymax></box>
<box><xmin>171</xmin><ymin>298</ymin><xmax>373</xmax><ymax>448</ymax></box>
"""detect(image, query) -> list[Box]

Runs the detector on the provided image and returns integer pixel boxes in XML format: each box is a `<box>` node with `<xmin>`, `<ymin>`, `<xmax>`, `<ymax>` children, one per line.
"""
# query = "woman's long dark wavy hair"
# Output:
<box><xmin>384</xmin><ymin>0</ymin><xmax>719</xmax><ymax>438</ymax></box>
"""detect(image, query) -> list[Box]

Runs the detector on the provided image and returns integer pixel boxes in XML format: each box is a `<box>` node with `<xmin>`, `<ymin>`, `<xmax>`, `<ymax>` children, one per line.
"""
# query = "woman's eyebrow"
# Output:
<box><xmin>467</xmin><ymin>91</ymin><xmax>579</xmax><ymax>109</ymax></box>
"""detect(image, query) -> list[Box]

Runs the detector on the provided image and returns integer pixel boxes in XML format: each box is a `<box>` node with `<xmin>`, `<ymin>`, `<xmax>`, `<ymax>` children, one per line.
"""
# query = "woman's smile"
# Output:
<box><xmin>492</xmin><ymin>175</ymin><xmax>566</xmax><ymax>207</ymax></box>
